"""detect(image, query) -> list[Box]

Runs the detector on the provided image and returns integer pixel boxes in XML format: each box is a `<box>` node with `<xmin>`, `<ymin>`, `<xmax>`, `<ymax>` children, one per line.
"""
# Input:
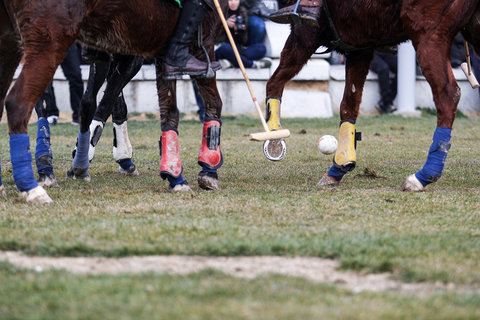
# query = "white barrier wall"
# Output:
<box><xmin>10</xmin><ymin>19</ymin><xmax>480</xmax><ymax>117</ymax></box>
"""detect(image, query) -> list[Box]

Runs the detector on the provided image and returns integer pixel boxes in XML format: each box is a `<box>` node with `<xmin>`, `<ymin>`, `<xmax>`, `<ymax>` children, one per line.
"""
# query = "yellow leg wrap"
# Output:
<box><xmin>266</xmin><ymin>98</ymin><xmax>282</xmax><ymax>131</ymax></box>
<box><xmin>334</xmin><ymin>121</ymin><xmax>356</xmax><ymax>166</ymax></box>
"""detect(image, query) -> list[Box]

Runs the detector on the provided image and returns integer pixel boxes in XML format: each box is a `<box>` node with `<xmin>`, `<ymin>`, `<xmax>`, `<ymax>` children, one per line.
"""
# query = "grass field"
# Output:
<box><xmin>0</xmin><ymin>114</ymin><xmax>480</xmax><ymax>319</ymax></box>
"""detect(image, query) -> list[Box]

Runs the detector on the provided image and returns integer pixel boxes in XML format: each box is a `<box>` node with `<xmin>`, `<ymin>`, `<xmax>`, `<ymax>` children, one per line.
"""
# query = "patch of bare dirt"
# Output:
<box><xmin>1</xmin><ymin>251</ymin><xmax>478</xmax><ymax>296</ymax></box>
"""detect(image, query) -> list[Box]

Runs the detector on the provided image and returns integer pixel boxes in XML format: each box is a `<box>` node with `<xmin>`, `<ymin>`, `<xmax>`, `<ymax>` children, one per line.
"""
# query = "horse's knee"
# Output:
<box><xmin>5</xmin><ymin>94</ymin><xmax>29</xmax><ymax>133</ymax></box>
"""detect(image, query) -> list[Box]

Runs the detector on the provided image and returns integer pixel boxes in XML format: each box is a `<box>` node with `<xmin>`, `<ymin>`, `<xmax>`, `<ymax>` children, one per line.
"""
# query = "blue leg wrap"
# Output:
<box><xmin>10</xmin><ymin>134</ymin><xmax>38</xmax><ymax>192</ymax></box>
<box><xmin>72</xmin><ymin>130</ymin><xmax>90</xmax><ymax>171</ymax></box>
<box><xmin>327</xmin><ymin>165</ymin><xmax>346</xmax><ymax>181</ymax></box>
<box><xmin>118</xmin><ymin>158</ymin><xmax>134</xmax><ymax>170</ymax></box>
<box><xmin>201</xmin><ymin>167</ymin><xmax>217</xmax><ymax>174</ymax></box>
<box><xmin>35</xmin><ymin>117</ymin><xmax>54</xmax><ymax>175</ymax></box>
<box><xmin>167</xmin><ymin>174</ymin><xmax>186</xmax><ymax>187</ymax></box>
<box><xmin>415</xmin><ymin>127</ymin><xmax>451</xmax><ymax>186</ymax></box>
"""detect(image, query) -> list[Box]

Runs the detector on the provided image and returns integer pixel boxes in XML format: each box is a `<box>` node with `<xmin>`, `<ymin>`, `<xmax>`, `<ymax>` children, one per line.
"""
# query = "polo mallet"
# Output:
<box><xmin>461</xmin><ymin>40</ymin><xmax>480</xmax><ymax>89</ymax></box>
<box><xmin>212</xmin><ymin>0</ymin><xmax>291</xmax><ymax>147</ymax></box>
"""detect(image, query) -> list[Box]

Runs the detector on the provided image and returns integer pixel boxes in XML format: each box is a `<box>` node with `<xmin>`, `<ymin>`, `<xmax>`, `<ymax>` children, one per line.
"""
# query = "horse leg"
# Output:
<box><xmin>102</xmin><ymin>55</ymin><xmax>143</xmax><ymax>176</ymax></box>
<box><xmin>71</xmin><ymin>54</ymin><xmax>142</xmax><ymax>178</ymax></box>
<box><xmin>156</xmin><ymin>60</ymin><xmax>191</xmax><ymax>192</ymax></box>
<box><xmin>400</xmin><ymin>16</ymin><xmax>465</xmax><ymax>191</ymax></box>
<box><xmin>0</xmin><ymin>4</ymin><xmax>22</xmax><ymax>197</ymax></box>
<box><xmin>194</xmin><ymin>76</ymin><xmax>223</xmax><ymax>190</ymax></box>
<box><xmin>265</xmin><ymin>26</ymin><xmax>321</xmax><ymax>160</ymax></box>
<box><xmin>34</xmin><ymin>87</ymin><xmax>59</xmax><ymax>188</ymax></box>
<box><xmin>111</xmin><ymin>93</ymin><xmax>139</xmax><ymax>176</ymax></box>
<box><xmin>68</xmin><ymin>54</ymin><xmax>111</xmax><ymax>181</ymax></box>
<box><xmin>317</xmin><ymin>50</ymin><xmax>374</xmax><ymax>186</ymax></box>
<box><xmin>6</xmin><ymin>38</ymin><xmax>78</xmax><ymax>203</ymax></box>
<box><xmin>71</xmin><ymin>51</ymin><xmax>110</xmax><ymax>163</ymax></box>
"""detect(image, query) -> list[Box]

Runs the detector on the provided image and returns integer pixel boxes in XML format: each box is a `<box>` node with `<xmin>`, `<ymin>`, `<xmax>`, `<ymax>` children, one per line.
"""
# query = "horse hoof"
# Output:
<box><xmin>37</xmin><ymin>173</ymin><xmax>60</xmax><ymax>188</ymax></box>
<box><xmin>0</xmin><ymin>185</ymin><xmax>6</xmax><ymax>198</ymax></box>
<box><xmin>67</xmin><ymin>167</ymin><xmax>91</xmax><ymax>182</ymax></box>
<box><xmin>400</xmin><ymin>174</ymin><xmax>425</xmax><ymax>192</ymax></box>
<box><xmin>20</xmin><ymin>186</ymin><xmax>53</xmax><ymax>204</ymax></box>
<box><xmin>169</xmin><ymin>182</ymin><xmax>192</xmax><ymax>193</ymax></box>
<box><xmin>317</xmin><ymin>173</ymin><xmax>341</xmax><ymax>186</ymax></box>
<box><xmin>118</xmin><ymin>165</ymin><xmax>139</xmax><ymax>176</ymax></box>
<box><xmin>198</xmin><ymin>171</ymin><xmax>219</xmax><ymax>190</ymax></box>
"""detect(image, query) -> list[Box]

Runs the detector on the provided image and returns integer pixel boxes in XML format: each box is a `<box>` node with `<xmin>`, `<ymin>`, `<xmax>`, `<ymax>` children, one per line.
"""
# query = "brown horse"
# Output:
<box><xmin>0</xmin><ymin>0</ymin><xmax>227</xmax><ymax>203</ymax></box>
<box><xmin>266</xmin><ymin>0</ymin><xmax>480</xmax><ymax>191</ymax></box>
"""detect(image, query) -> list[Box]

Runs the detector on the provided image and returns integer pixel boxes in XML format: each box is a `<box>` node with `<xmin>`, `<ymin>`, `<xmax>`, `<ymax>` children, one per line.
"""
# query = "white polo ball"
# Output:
<box><xmin>318</xmin><ymin>135</ymin><xmax>338</xmax><ymax>155</ymax></box>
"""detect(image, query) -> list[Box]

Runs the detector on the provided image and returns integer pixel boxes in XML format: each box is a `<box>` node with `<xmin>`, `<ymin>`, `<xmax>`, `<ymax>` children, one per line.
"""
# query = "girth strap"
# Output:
<box><xmin>322</xmin><ymin>0</ymin><xmax>368</xmax><ymax>53</ymax></box>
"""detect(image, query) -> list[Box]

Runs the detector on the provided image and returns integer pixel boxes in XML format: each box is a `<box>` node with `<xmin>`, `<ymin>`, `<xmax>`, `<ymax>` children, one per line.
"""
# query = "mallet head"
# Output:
<box><xmin>248</xmin><ymin>129</ymin><xmax>291</xmax><ymax>141</ymax></box>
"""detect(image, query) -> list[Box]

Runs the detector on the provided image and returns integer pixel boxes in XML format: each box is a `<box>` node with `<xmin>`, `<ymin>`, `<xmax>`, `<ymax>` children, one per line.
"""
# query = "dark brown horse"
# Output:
<box><xmin>266</xmin><ymin>0</ymin><xmax>480</xmax><ymax>191</ymax></box>
<box><xmin>0</xmin><ymin>0</ymin><xmax>227</xmax><ymax>203</ymax></box>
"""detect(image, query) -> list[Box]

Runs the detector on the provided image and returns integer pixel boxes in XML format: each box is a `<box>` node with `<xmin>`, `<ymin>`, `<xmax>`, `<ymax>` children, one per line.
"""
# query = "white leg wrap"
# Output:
<box><xmin>89</xmin><ymin>120</ymin><xmax>105</xmax><ymax>162</ymax></box>
<box><xmin>113</xmin><ymin>122</ymin><xmax>133</xmax><ymax>161</ymax></box>
<box><xmin>0</xmin><ymin>185</ymin><xmax>6</xmax><ymax>198</ymax></box>
<box><xmin>20</xmin><ymin>186</ymin><xmax>53</xmax><ymax>204</ymax></box>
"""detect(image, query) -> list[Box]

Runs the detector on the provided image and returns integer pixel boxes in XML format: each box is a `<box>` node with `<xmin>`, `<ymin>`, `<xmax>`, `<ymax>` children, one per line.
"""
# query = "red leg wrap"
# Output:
<box><xmin>160</xmin><ymin>130</ymin><xmax>182</xmax><ymax>179</ymax></box>
<box><xmin>198</xmin><ymin>119</ymin><xmax>223</xmax><ymax>169</ymax></box>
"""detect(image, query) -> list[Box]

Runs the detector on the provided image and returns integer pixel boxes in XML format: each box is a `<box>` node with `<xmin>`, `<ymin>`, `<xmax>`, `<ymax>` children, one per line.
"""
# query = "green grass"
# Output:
<box><xmin>0</xmin><ymin>114</ymin><xmax>480</xmax><ymax>318</ymax></box>
<box><xmin>1</xmin><ymin>263</ymin><xmax>480</xmax><ymax>320</ymax></box>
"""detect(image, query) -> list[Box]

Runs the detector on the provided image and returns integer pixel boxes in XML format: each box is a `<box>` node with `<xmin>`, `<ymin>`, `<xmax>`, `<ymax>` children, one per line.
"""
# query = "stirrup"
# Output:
<box><xmin>268</xmin><ymin>0</ymin><xmax>321</xmax><ymax>27</ymax></box>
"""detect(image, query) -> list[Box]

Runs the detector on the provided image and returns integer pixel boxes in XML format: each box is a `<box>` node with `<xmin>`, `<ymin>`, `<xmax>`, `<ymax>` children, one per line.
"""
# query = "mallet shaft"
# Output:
<box><xmin>212</xmin><ymin>0</ymin><xmax>270</xmax><ymax>133</ymax></box>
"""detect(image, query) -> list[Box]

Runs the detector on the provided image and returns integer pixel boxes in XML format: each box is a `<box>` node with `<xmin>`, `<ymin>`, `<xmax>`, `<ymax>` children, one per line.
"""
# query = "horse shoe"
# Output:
<box><xmin>263</xmin><ymin>139</ymin><xmax>287</xmax><ymax>161</ymax></box>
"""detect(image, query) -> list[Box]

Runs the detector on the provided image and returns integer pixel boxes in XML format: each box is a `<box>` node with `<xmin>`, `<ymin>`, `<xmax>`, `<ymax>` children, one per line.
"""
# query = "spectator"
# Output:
<box><xmin>370</xmin><ymin>50</ymin><xmax>398</xmax><ymax>114</ymax></box>
<box><xmin>35</xmin><ymin>44</ymin><xmax>84</xmax><ymax>125</ymax></box>
<box><xmin>215</xmin><ymin>0</ymin><xmax>271</xmax><ymax>69</ymax></box>
<box><xmin>327</xmin><ymin>52</ymin><xmax>345</xmax><ymax>65</ymax></box>
<box><xmin>241</xmin><ymin>0</ymin><xmax>272</xmax><ymax>46</ymax></box>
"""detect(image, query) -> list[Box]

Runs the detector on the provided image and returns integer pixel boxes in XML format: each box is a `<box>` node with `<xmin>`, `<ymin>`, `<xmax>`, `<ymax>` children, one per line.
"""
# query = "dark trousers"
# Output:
<box><xmin>35</xmin><ymin>44</ymin><xmax>83</xmax><ymax>120</ymax></box>
<box><xmin>192</xmin><ymin>80</ymin><xmax>205</xmax><ymax>123</ymax></box>
<box><xmin>215</xmin><ymin>43</ymin><xmax>266</xmax><ymax>68</ymax></box>
<box><xmin>370</xmin><ymin>52</ymin><xmax>398</xmax><ymax>107</ymax></box>
<box><xmin>247</xmin><ymin>15</ymin><xmax>266</xmax><ymax>45</ymax></box>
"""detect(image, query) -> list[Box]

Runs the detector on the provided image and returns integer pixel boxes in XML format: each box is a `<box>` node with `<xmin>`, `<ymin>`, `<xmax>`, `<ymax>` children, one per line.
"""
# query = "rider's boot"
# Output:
<box><xmin>163</xmin><ymin>0</ymin><xmax>221</xmax><ymax>80</ymax></box>
<box><xmin>269</xmin><ymin>0</ymin><xmax>321</xmax><ymax>27</ymax></box>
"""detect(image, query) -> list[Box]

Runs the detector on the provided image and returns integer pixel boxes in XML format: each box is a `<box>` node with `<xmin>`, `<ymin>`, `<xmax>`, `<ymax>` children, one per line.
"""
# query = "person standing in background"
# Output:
<box><xmin>370</xmin><ymin>50</ymin><xmax>398</xmax><ymax>115</ymax></box>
